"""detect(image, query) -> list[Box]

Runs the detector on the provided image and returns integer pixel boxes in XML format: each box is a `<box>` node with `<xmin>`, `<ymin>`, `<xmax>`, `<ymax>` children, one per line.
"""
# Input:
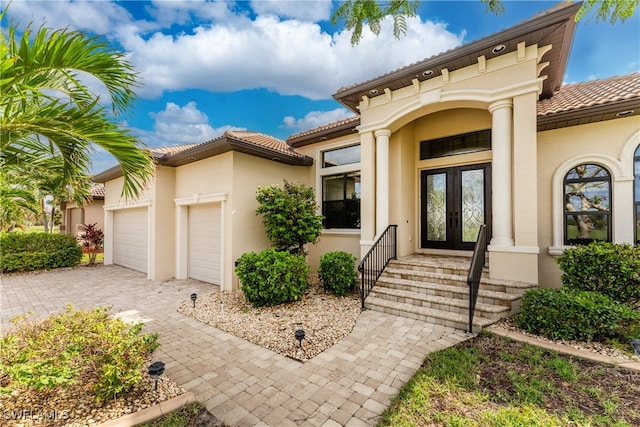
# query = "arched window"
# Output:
<box><xmin>635</xmin><ymin>145</ymin><xmax>640</xmax><ymax>244</ymax></box>
<box><xmin>563</xmin><ymin>164</ymin><xmax>611</xmax><ymax>245</ymax></box>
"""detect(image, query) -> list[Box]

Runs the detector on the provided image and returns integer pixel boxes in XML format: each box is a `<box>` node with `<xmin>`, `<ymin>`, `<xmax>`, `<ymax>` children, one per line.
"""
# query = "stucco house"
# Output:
<box><xmin>60</xmin><ymin>184</ymin><xmax>105</xmax><ymax>237</ymax></box>
<box><xmin>94</xmin><ymin>3</ymin><xmax>639</xmax><ymax>327</ymax></box>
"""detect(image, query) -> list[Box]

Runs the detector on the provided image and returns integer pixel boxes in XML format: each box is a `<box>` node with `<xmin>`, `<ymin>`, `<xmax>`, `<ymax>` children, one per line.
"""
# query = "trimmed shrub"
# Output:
<box><xmin>0</xmin><ymin>232</ymin><xmax>82</xmax><ymax>273</ymax></box>
<box><xmin>0</xmin><ymin>305</ymin><xmax>159</xmax><ymax>402</ymax></box>
<box><xmin>319</xmin><ymin>251</ymin><xmax>358</xmax><ymax>296</ymax></box>
<box><xmin>235</xmin><ymin>249</ymin><xmax>310</xmax><ymax>307</ymax></box>
<box><xmin>515</xmin><ymin>288</ymin><xmax>640</xmax><ymax>342</ymax></box>
<box><xmin>556</xmin><ymin>241</ymin><xmax>640</xmax><ymax>308</ymax></box>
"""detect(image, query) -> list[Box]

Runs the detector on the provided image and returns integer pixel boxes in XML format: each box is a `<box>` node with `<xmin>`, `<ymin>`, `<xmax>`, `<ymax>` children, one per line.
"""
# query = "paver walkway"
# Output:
<box><xmin>1</xmin><ymin>265</ymin><xmax>469</xmax><ymax>426</ymax></box>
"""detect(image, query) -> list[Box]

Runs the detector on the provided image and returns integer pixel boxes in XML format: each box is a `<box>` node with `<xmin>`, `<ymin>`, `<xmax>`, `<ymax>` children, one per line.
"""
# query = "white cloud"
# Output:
<box><xmin>6</xmin><ymin>1</ymin><xmax>463</xmax><ymax>101</ymax></box>
<box><xmin>282</xmin><ymin>108</ymin><xmax>353</xmax><ymax>131</ymax></box>
<box><xmin>137</xmin><ymin>101</ymin><xmax>244</xmax><ymax>147</ymax></box>
<box><xmin>250</xmin><ymin>0</ymin><xmax>332</xmax><ymax>22</ymax></box>
<box><xmin>123</xmin><ymin>14</ymin><xmax>463</xmax><ymax>100</ymax></box>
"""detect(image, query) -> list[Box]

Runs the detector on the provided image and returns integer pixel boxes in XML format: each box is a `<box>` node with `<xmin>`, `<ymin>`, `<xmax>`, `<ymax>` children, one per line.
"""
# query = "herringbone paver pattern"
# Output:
<box><xmin>0</xmin><ymin>265</ymin><xmax>469</xmax><ymax>426</ymax></box>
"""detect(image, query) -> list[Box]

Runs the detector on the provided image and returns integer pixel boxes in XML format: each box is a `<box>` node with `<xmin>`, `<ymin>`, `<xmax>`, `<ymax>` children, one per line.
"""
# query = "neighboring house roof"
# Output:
<box><xmin>93</xmin><ymin>131</ymin><xmax>313</xmax><ymax>182</ymax></box>
<box><xmin>333</xmin><ymin>2</ymin><xmax>580</xmax><ymax>113</ymax></box>
<box><xmin>90</xmin><ymin>184</ymin><xmax>105</xmax><ymax>199</ymax></box>
<box><xmin>289</xmin><ymin>72</ymin><xmax>640</xmax><ymax>145</ymax></box>
<box><xmin>537</xmin><ymin>73</ymin><xmax>640</xmax><ymax>130</ymax></box>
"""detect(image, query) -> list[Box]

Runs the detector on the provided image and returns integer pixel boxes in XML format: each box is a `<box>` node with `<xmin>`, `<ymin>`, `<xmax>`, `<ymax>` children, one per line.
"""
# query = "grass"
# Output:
<box><xmin>139</xmin><ymin>402</ymin><xmax>223</xmax><ymax>427</ymax></box>
<box><xmin>81</xmin><ymin>252</ymin><xmax>104</xmax><ymax>264</ymax></box>
<box><xmin>378</xmin><ymin>332</ymin><xmax>640</xmax><ymax>427</ymax></box>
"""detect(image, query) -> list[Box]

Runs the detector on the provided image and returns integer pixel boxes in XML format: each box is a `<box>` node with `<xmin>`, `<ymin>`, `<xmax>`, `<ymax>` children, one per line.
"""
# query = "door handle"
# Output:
<box><xmin>454</xmin><ymin>212</ymin><xmax>459</xmax><ymax>227</ymax></box>
<box><xmin>448</xmin><ymin>212</ymin><xmax>454</xmax><ymax>228</ymax></box>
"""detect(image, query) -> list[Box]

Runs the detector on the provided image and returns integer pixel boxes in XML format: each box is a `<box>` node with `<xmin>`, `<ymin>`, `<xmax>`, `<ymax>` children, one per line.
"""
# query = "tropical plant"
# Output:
<box><xmin>0</xmin><ymin>7</ymin><xmax>153</xmax><ymax>199</ymax></box>
<box><xmin>255</xmin><ymin>180</ymin><xmax>323</xmax><ymax>255</ymax></box>
<box><xmin>0</xmin><ymin>169</ymin><xmax>39</xmax><ymax>232</ymax></box>
<box><xmin>332</xmin><ymin>0</ymin><xmax>639</xmax><ymax>45</ymax></box>
<box><xmin>80</xmin><ymin>223</ymin><xmax>105</xmax><ymax>266</ymax></box>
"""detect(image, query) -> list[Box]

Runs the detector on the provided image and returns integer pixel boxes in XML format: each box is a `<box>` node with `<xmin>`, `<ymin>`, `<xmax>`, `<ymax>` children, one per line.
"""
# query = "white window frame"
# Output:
<box><xmin>316</xmin><ymin>139</ymin><xmax>361</xmax><ymax>234</ymax></box>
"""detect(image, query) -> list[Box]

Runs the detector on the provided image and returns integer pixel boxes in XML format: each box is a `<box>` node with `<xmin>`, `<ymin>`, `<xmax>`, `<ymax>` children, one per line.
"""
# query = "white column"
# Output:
<box><xmin>375</xmin><ymin>129</ymin><xmax>391</xmax><ymax>236</ymax></box>
<box><xmin>488</xmin><ymin>100</ymin><xmax>514</xmax><ymax>247</ymax></box>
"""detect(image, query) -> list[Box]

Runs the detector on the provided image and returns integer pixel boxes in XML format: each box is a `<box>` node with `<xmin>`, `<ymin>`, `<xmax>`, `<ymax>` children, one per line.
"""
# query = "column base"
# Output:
<box><xmin>488</xmin><ymin>246</ymin><xmax>539</xmax><ymax>284</ymax></box>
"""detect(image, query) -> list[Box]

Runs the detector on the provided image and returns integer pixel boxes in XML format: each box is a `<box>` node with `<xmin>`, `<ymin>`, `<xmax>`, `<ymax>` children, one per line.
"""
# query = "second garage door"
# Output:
<box><xmin>188</xmin><ymin>204</ymin><xmax>221</xmax><ymax>284</ymax></box>
<box><xmin>113</xmin><ymin>207</ymin><xmax>148</xmax><ymax>273</ymax></box>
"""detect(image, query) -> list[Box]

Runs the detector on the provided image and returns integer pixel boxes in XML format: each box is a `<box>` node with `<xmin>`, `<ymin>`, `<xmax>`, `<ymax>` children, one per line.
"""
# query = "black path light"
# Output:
<box><xmin>191</xmin><ymin>293</ymin><xmax>197</xmax><ymax>308</ymax></box>
<box><xmin>148</xmin><ymin>361</ymin><xmax>165</xmax><ymax>391</ymax></box>
<box><xmin>294</xmin><ymin>323</ymin><xmax>305</xmax><ymax>348</ymax></box>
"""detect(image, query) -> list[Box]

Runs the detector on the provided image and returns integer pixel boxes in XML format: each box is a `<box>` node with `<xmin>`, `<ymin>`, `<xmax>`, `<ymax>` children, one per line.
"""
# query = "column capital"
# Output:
<box><xmin>488</xmin><ymin>99</ymin><xmax>513</xmax><ymax>114</ymax></box>
<box><xmin>374</xmin><ymin>128</ymin><xmax>392</xmax><ymax>138</ymax></box>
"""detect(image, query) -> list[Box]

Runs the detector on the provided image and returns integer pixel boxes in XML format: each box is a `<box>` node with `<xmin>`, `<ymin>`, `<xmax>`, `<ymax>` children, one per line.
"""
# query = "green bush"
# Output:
<box><xmin>515</xmin><ymin>288</ymin><xmax>640</xmax><ymax>342</ymax></box>
<box><xmin>0</xmin><ymin>305</ymin><xmax>159</xmax><ymax>402</ymax></box>
<box><xmin>255</xmin><ymin>180</ymin><xmax>323</xmax><ymax>255</ymax></box>
<box><xmin>235</xmin><ymin>249</ymin><xmax>310</xmax><ymax>307</ymax></box>
<box><xmin>0</xmin><ymin>232</ymin><xmax>82</xmax><ymax>273</ymax></box>
<box><xmin>319</xmin><ymin>251</ymin><xmax>358</xmax><ymax>296</ymax></box>
<box><xmin>556</xmin><ymin>241</ymin><xmax>640</xmax><ymax>308</ymax></box>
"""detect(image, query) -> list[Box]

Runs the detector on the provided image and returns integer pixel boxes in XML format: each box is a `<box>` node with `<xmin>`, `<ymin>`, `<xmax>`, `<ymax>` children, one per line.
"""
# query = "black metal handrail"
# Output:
<box><xmin>467</xmin><ymin>224</ymin><xmax>487</xmax><ymax>334</ymax></box>
<box><xmin>358</xmin><ymin>225</ymin><xmax>398</xmax><ymax>309</ymax></box>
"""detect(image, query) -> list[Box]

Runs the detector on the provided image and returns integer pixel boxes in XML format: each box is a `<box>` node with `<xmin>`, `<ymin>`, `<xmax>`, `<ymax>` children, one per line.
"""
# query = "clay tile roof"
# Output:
<box><xmin>151</xmin><ymin>143</ymin><xmax>199</xmax><ymax>157</ymax></box>
<box><xmin>225</xmin><ymin>130</ymin><xmax>306</xmax><ymax>159</ymax></box>
<box><xmin>287</xmin><ymin>116</ymin><xmax>361</xmax><ymax>142</ymax></box>
<box><xmin>90</xmin><ymin>184</ymin><xmax>105</xmax><ymax>198</ymax></box>
<box><xmin>537</xmin><ymin>73</ymin><xmax>640</xmax><ymax>116</ymax></box>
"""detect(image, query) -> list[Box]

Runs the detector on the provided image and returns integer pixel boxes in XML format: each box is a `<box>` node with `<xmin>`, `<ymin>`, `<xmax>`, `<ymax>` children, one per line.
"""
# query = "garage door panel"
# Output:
<box><xmin>188</xmin><ymin>204</ymin><xmax>221</xmax><ymax>284</ymax></box>
<box><xmin>113</xmin><ymin>208</ymin><xmax>148</xmax><ymax>273</ymax></box>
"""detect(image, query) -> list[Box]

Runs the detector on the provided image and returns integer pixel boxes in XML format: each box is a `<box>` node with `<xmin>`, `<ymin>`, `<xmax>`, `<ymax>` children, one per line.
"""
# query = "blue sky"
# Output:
<box><xmin>4</xmin><ymin>1</ymin><xmax>639</xmax><ymax>173</ymax></box>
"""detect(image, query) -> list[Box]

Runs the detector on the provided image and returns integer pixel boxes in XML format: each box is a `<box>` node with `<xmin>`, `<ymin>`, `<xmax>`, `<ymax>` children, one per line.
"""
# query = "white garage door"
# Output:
<box><xmin>188</xmin><ymin>204</ymin><xmax>221</xmax><ymax>284</ymax></box>
<box><xmin>113</xmin><ymin>208</ymin><xmax>148</xmax><ymax>273</ymax></box>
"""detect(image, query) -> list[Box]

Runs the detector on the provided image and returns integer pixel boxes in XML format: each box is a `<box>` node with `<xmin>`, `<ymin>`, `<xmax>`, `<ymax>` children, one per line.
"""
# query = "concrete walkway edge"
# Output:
<box><xmin>97</xmin><ymin>392</ymin><xmax>195</xmax><ymax>427</ymax></box>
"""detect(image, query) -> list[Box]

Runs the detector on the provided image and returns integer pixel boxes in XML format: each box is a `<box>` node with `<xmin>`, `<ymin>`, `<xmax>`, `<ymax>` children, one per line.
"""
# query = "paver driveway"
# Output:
<box><xmin>1</xmin><ymin>265</ymin><xmax>469</xmax><ymax>426</ymax></box>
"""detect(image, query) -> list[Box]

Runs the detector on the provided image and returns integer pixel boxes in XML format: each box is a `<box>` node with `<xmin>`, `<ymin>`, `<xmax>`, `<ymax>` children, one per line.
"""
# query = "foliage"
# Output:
<box><xmin>332</xmin><ymin>0</ymin><xmax>639</xmax><ymax>45</ymax></box>
<box><xmin>0</xmin><ymin>305</ymin><xmax>159</xmax><ymax>402</ymax></box>
<box><xmin>81</xmin><ymin>223</ymin><xmax>105</xmax><ymax>266</ymax></box>
<box><xmin>0</xmin><ymin>169</ymin><xmax>39</xmax><ymax>232</ymax></box>
<box><xmin>331</xmin><ymin>0</ymin><xmax>419</xmax><ymax>45</ymax></box>
<box><xmin>318</xmin><ymin>251</ymin><xmax>358</xmax><ymax>296</ymax></box>
<box><xmin>235</xmin><ymin>249</ymin><xmax>310</xmax><ymax>307</ymax></box>
<box><xmin>0</xmin><ymin>232</ymin><xmax>82</xmax><ymax>272</ymax></box>
<box><xmin>556</xmin><ymin>241</ymin><xmax>640</xmax><ymax>308</ymax></box>
<box><xmin>515</xmin><ymin>288</ymin><xmax>640</xmax><ymax>342</ymax></box>
<box><xmin>0</xmin><ymin>6</ymin><xmax>153</xmax><ymax>199</ymax></box>
<box><xmin>255</xmin><ymin>180</ymin><xmax>323</xmax><ymax>255</ymax></box>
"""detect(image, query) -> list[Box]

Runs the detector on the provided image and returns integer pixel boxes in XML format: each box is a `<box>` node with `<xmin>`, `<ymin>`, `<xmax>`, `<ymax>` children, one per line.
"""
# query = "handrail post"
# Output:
<box><xmin>467</xmin><ymin>224</ymin><xmax>487</xmax><ymax>335</ymax></box>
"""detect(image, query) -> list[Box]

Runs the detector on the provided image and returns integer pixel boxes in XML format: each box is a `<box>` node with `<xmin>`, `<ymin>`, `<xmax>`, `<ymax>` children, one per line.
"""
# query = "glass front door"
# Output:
<box><xmin>420</xmin><ymin>164</ymin><xmax>491</xmax><ymax>250</ymax></box>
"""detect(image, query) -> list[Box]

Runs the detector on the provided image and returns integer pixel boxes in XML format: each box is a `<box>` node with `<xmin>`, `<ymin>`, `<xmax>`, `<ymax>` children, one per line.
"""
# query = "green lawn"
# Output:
<box><xmin>378</xmin><ymin>332</ymin><xmax>640</xmax><ymax>427</ymax></box>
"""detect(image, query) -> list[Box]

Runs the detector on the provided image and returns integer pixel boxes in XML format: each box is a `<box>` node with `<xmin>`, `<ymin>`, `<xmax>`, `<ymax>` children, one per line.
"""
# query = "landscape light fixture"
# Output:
<box><xmin>294</xmin><ymin>324</ymin><xmax>305</xmax><ymax>348</ymax></box>
<box><xmin>148</xmin><ymin>361</ymin><xmax>165</xmax><ymax>391</ymax></box>
<box><xmin>191</xmin><ymin>293</ymin><xmax>197</xmax><ymax>308</ymax></box>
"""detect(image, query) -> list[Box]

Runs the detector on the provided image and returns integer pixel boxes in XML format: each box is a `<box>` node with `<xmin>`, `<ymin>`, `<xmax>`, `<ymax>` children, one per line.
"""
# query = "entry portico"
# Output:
<box><xmin>331</xmin><ymin>3</ymin><xmax>580</xmax><ymax>285</ymax></box>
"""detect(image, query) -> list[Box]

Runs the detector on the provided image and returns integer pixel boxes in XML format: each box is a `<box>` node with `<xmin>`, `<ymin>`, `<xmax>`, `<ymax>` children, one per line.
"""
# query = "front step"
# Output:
<box><xmin>363</xmin><ymin>255</ymin><xmax>537</xmax><ymax>332</ymax></box>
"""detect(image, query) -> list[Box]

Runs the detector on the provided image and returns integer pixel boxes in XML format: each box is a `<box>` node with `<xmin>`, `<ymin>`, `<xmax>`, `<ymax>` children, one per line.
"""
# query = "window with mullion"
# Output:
<box><xmin>634</xmin><ymin>145</ymin><xmax>640</xmax><ymax>244</ymax></box>
<box><xmin>563</xmin><ymin>164</ymin><xmax>611</xmax><ymax>245</ymax></box>
<box><xmin>322</xmin><ymin>172</ymin><xmax>361</xmax><ymax>229</ymax></box>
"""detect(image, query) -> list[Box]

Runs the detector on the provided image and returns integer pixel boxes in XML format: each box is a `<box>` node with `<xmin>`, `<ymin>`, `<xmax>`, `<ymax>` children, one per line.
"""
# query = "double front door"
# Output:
<box><xmin>421</xmin><ymin>164</ymin><xmax>491</xmax><ymax>251</ymax></box>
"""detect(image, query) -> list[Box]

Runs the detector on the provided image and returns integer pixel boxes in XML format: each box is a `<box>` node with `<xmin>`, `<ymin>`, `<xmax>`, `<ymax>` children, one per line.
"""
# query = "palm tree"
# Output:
<box><xmin>0</xmin><ymin>8</ymin><xmax>153</xmax><ymax>199</ymax></box>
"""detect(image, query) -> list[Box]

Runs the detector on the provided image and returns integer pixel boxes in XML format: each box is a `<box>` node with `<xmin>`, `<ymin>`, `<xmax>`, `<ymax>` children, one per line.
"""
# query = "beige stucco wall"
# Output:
<box><xmin>151</xmin><ymin>166</ymin><xmax>176</xmax><ymax>281</ymax></box>
<box><xmin>537</xmin><ymin>117</ymin><xmax>640</xmax><ymax>287</ymax></box>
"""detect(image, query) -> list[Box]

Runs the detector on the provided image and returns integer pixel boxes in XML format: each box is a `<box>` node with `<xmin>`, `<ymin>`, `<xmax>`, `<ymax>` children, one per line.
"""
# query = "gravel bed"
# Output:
<box><xmin>491</xmin><ymin>317</ymin><xmax>640</xmax><ymax>362</ymax></box>
<box><xmin>0</xmin><ymin>361</ymin><xmax>185</xmax><ymax>426</ymax></box>
<box><xmin>178</xmin><ymin>275</ymin><xmax>362</xmax><ymax>361</ymax></box>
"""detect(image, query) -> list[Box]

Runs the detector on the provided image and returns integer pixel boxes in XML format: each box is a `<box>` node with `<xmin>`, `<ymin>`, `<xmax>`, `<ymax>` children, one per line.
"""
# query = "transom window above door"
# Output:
<box><xmin>420</xmin><ymin>130</ymin><xmax>491</xmax><ymax>160</ymax></box>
